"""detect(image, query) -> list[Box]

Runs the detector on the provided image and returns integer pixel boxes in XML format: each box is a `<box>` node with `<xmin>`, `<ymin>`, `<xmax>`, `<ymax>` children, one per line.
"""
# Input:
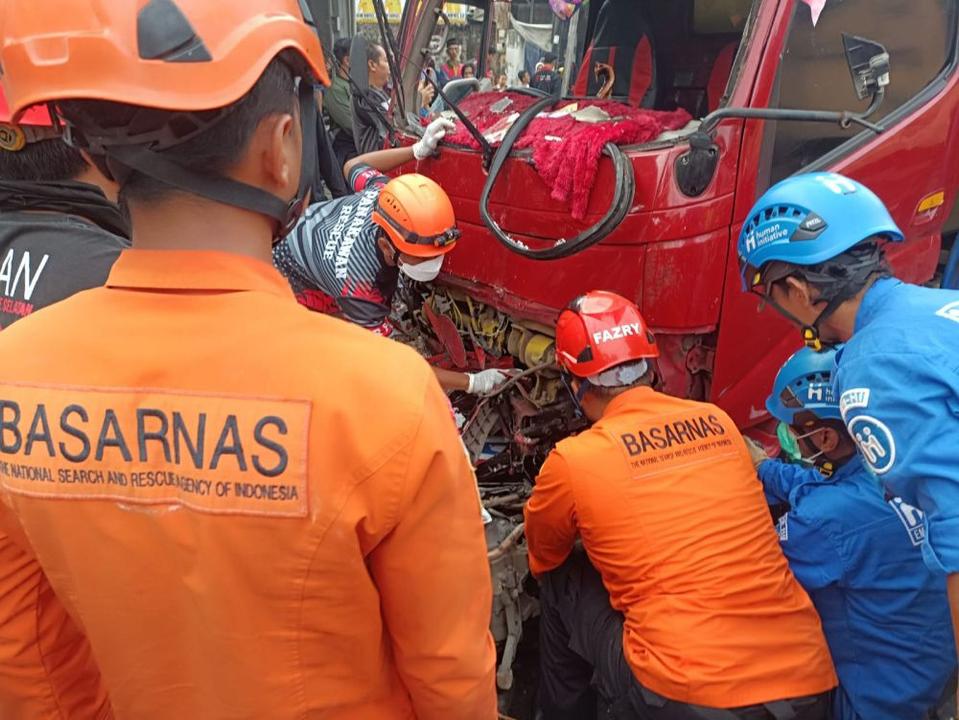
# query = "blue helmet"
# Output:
<box><xmin>766</xmin><ymin>346</ymin><xmax>843</xmax><ymax>426</ymax></box>
<box><xmin>737</xmin><ymin>172</ymin><xmax>903</xmax><ymax>290</ymax></box>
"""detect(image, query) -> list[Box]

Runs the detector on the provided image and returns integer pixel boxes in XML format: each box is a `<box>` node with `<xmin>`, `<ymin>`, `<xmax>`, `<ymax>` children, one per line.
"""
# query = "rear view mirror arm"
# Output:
<box><xmin>700</xmin><ymin>102</ymin><xmax>884</xmax><ymax>135</ymax></box>
<box><xmin>704</xmin><ymin>33</ymin><xmax>890</xmax><ymax>136</ymax></box>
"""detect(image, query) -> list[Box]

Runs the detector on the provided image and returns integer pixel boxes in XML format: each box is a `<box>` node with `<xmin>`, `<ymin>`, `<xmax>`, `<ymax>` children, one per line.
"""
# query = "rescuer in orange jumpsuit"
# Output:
<box><xmin>525</xmin><ymin>291</ymin><xmax>837</xmax><ymax>719</ymax></box>
<box><xmin>0</xmin><ymin>1</ymin><xmax>496</xmax><ymax>718</ymax></box>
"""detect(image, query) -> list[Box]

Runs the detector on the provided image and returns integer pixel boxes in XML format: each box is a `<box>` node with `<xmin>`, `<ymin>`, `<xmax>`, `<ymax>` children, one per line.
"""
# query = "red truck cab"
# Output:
<box><xmin>368</xmin><ymin>0</ymin><xmax>959</xmax><ymax>707</ymax></box>
<box><xmin>386</xmin><ymin>0</ymin><xmax>959</xmax><ymax>426</ymax></box>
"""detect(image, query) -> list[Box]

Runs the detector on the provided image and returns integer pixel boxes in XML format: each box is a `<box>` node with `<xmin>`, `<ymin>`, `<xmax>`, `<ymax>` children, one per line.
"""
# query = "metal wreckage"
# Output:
<box><xmin>317</xmin><ymin>0</ymin><xmax>959</xmax><ymax>711</ymax></box>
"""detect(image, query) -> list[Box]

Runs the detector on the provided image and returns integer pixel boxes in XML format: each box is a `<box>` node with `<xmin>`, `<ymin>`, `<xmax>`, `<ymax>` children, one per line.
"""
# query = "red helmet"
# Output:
<box><xmin>0</xmin><ymin>86</ymin><xmax>51</xmax><ymax>126</ymax></box>
<box><xmin>556</xmin><ymin>291</ymin><xmax>659</xmax><ymax>378</ymax></box>
<box><xmin>0</xmin><ymin>85</ymin><xmax>55</xmax><ymax>152</ymax></box>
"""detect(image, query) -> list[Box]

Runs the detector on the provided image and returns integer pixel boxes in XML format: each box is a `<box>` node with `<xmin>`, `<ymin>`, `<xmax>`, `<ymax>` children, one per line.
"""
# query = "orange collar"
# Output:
<box><xmin>106</xmin><ymin>249</ymin><xmax>294</xmax><ymax>298</ymax></box>
<box><xmin>600</xmin><ymin>385</ymin><xmax>658</xmax><ymax>419</ymax></box>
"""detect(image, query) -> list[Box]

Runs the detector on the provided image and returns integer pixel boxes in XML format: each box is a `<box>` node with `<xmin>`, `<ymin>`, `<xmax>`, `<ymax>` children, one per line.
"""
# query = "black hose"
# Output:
<box><xmin>479</xmin><ymin>96</ymin><xmax>636</xmax><ymax>261</ymax></box>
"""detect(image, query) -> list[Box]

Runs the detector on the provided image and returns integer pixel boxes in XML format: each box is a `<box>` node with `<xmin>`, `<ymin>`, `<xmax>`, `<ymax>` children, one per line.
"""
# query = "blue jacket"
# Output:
<box><xmin>759</xmin><ymin>456</ymin><xmax>955</xmax><ymax>720</ymax></box>
<box><xmin>834</xmin><ymin>278</ymin><xmax>959</xmax><ymax>574</ymax></box>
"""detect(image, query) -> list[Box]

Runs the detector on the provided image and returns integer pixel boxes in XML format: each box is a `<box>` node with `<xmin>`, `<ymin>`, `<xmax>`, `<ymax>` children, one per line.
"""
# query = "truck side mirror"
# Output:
<box><xmin>842</xmin><ymin>34</ymin><xmax>891</xmax><ymax>101</ymax></box>
<box><xmin>698</xmin><ymin>34</ymin><xmax>890</xmax><ymax>166</ymax></box>
<box><xmin>431</xmin><ymin>77</ymin><xmax>482</xmax><ymax>113</ymax></box>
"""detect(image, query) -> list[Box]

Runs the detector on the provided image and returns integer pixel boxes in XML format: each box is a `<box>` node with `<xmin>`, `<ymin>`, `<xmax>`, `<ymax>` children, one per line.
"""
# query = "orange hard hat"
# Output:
<box><xmin>0</xmin><ymin>0</ymin><xmax>329</xmax><ymax>238</ymax></box>
<box><xmin>0</xmin><ymin>0</ymin><xmax>329</xmax><ymax>121</ymax></box>
<box><xmin>372</xmin><ymin>175</ymin><xmax>460</xmax><ymax>258</ymax></box>
<box><xmin>556</xmin><ymin>291</ymin><xmax>659</xmax><ymax>378</ymax></box>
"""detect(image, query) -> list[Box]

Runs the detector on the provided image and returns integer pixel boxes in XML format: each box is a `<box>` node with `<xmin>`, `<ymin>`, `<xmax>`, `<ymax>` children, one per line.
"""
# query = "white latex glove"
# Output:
<box><xmin>743</xmin><ymin>436</ymin><xmax>770</xmax><ymax>469</ymax></box>
<box><xmin>413</xmin><ymin>117</ymin><xmax>455</xmax><ymax>160</ymax></box>
<box><xmin>467</xmin><ymin>369</ymin><xmax>511</xmax><ymax>395</ymax></box>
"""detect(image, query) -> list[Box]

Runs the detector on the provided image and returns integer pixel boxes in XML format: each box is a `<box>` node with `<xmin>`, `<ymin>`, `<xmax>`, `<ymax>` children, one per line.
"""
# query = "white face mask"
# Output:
<box><xmin>777</xmin><ymin>423</ymin><xmax>827</xmax><ymax>465</ymax></box>
<box><xmin>399</xmin><ymin>255</ymin><xmax>444</xmax><ymax>282</ymax></box>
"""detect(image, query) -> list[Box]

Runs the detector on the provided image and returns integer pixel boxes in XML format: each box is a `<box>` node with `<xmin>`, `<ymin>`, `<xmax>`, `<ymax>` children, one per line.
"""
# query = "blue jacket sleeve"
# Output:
<box><xmin>837</xmin><ymin>349</ymin><xmax>959</xmax><ymax>572</ymax></box>
<box><xmin>757</xmin><ymin>460</ymin><xmax>822</xmax><ymax>505</ymax></box>
<box><xmin>778</xmin><ymin>510</ymin><xmax>845</xmax><ymax>591</ymax></box>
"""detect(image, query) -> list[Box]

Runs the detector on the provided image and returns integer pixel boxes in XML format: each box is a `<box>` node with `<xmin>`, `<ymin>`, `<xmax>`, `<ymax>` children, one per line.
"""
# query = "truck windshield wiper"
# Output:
<box><xmin>421</xmin><ymin>72</ymin><xmax>494</xmax><ymax>169</ymax></box>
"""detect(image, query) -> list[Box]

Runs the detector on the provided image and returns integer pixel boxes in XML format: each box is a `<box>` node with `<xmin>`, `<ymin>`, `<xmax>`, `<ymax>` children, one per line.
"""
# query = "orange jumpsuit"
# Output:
<box><xmin>0</xmin><ymin>249</ymin><xmax>497</xmax><ymax>719</ymax></box>
<box><xmin>524</xmin><ymin>386</ymin><xmax>837</xmax><ymax>708</ymax></box>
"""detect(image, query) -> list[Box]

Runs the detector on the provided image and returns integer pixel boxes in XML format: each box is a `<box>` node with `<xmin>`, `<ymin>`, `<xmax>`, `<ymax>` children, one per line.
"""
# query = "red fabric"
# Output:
<box><xmin>628</xmin><ymin>37</ymin><xmax>653</xmax><ymax>107</ymax></box>
<box><xmin>444</xmin><ymin>92</ymin><xmax>690</xmax><ymax>219</ymax></box>
<box><xmin>708</xmin><ymin>43</ymin><xmax>738</xmax><ymax>113</ymax></box>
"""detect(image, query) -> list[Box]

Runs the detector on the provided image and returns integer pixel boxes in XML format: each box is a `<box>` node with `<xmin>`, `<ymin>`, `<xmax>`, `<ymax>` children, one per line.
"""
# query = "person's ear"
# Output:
<box><xmin>782</xmin><ymin>276</ymin><xmax>821</xmax><ymax>308</ymax></box>
<box><xmin>262</xmin><ymin>111</ymin><xmax>299</xmax><ymax>197</ymax></box>
<box><xmin>376</xmin><ymin>232</ymin><xmax>397</xmax><ymax>265</ymax></box>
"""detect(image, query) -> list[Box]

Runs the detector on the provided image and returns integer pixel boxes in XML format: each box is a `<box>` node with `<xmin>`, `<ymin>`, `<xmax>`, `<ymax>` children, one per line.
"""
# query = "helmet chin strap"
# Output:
<box><xmin>802</xmin><ymin>295</ymin><xmax>847</xmax><ymax>352</ymax></box>
<box><xmin>759</xmin><ymin>293</ymin><xmax>829</xmax><ymax>350</ymax></box>
<box><xmin>560</xmin><ymin>373</ymin><xmax>589</xmax><ymax>422</ymax></box>
<box><xmin>801</xmin><ymin>271</ymin><xmax>884</xmax><ymax>350</ymax></box>
<box><xmin>62</xmin><ymin>68</ymin><xmax>319</xmax><ymax>244</ymax></box>
<box><xmin>764</xmin><ymin>274</ymin><xmax>879</xmax><ymax>352</ymax></box>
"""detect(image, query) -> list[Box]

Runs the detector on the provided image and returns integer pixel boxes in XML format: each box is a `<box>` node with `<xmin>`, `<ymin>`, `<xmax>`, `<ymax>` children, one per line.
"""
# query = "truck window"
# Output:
<box><xmin>770</xmin><ymin>0</ymin><xmax>958</xmax><ymax>182</ymax></box>
<box><xmin>694</xmin><ymin>0</ymin><xmax>752</xmax><ymax>35</ymax></box>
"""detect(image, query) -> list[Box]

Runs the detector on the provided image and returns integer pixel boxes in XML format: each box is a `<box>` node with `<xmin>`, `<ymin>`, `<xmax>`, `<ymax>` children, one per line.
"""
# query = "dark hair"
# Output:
<box><xmin>518</xmin><ymin>70</ymin><xmax>530</xmax><ymax>81</ymax></box>
<box><xmin>0</xmin><ymin>138</ymin><xmax>88</xmax><ymax>182</ymax></box>
<box><xmin>446</xmin><ymin>37</ymin><xmax>461</xmax><ymax>48</ymax></box>
<box><xmin>333</xmin><ymin>37</ymin><xmax>351</xmax><ymax>63</ymax></box>
<box><xmin>765</xmin><ymin>238</ymin><xmax>888</xmax><ymax>301</ymax></box>
<box><xmin>59</xmin><ymin>55</ymin><xmax>297</xmax><ymax>206</ymax></box>
<box><xmin>462</xmin><ymin>62</ymin><xmax>476</xmax><ymax>76</ymax></box>
<box><xmin>367</xmin><ymin>43</ymin><xmax>385</xmax><ymax>66</ymax></box>
<box><xmin>543</xmin><ymin>53</ymin><xmax>557</xmax><ymax>64</ymax></box>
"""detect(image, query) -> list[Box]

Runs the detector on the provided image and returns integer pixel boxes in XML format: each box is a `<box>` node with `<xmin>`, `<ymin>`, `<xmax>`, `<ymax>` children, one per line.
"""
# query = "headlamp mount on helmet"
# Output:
<box><xmin>0</xmin><ymin>120</ymin><xmax>59</xmax><ymax>152</ymax></box>
<box><xmin>375</xmin><ymin>207</ymin><xmax>461</xmax><ymax>252</ymax></box>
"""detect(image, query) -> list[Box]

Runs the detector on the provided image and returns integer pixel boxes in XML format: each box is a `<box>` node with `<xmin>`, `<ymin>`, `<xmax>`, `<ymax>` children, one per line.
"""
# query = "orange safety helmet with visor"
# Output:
<box><xmin>372</xmin><ymin>173</ymin><xmax>460</xmax><ymax>254</ymax></box>
<box><xmin>0</xmin><ymin>0</ymin><xmax>329</xmax><ymax>239</ymax></box>
<box><xmin>372</xmin><ymin>172</ymin><xmax>460</xmax><ymax>282</ymax></box>
<box><xmin>556</xmin><ymin>290</ymin><xmax>659</xmax><ymax>389</ymax></box>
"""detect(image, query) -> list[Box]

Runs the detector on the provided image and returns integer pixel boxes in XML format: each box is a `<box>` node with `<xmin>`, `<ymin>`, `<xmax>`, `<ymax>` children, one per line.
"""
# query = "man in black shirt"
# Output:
<box><xmin>275</xmin><ymin>117</ymin><xmax>512</xmax><ymax>396</ymax></box>
<box><xmin>352</xmin><ymin>42</ymin><xmax>393</xmax><ymax>156</ymax></box>
<box><xmin>0</xmin><ymin>91</ymin><xmax>128</xmax><ymax>330</ymax></box>
<box><xmin>531</xmin><ymin>53</ymin><xmax>562</xmax><ymax>95</ymax></box>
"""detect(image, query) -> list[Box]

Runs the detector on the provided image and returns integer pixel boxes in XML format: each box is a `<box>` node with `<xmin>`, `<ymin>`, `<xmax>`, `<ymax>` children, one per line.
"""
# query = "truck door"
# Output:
<box><xmin>765</xmin><ymin>0</ymin><xmax>959</xmax><ymax>258</ymax></box>
<box><xmin>712</xmin><ymin>0</ymin><xmax>959</xmax><ymax>428</ymax></box>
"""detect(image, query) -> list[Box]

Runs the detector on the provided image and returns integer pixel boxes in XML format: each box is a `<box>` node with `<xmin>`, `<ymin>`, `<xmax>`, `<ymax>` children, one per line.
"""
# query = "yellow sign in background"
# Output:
<box><xmin>356</xmin><ymin>0</ymin><xmax>470</xmax><ymax>24</ymax></box>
